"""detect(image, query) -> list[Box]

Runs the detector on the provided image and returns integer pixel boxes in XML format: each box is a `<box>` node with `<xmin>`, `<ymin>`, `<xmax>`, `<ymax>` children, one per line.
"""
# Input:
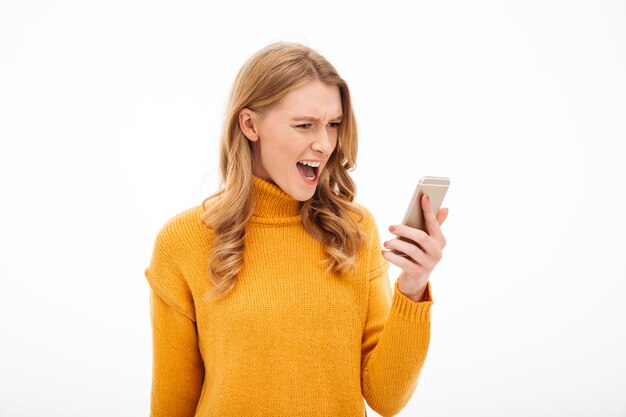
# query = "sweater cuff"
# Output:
<box><xmin>392</xmin><ymin>280</ymin><xmax>433</xmax><ymax>323</ymax></box>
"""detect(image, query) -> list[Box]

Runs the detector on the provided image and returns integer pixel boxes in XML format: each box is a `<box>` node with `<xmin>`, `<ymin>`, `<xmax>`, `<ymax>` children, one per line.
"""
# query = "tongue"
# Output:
<box><xmin>297</xmin><ymin>163</ymin><xmax>315</xmax><ymax>178</ymax></box>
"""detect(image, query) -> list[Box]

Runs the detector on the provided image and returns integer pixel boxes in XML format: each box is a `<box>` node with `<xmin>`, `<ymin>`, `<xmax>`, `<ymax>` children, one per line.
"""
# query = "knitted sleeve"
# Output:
<box><xmin>145</xmin><ymin>221</ymin><xmax>204</xmax><ymax>416</ymax></box>
<box><xmin>149</xmin><ymin>290</ymin><xmax>205</xmax><ymax>417</ymax></box>
<box><xmin>145</xmin><ymin>221</ymin><xmax>196</xmax><ymax>322</ymax></box>
<box><xmin>360</xmin><ymin>213</ymin><xmax>433</xmax><ymax>416</ymax></box>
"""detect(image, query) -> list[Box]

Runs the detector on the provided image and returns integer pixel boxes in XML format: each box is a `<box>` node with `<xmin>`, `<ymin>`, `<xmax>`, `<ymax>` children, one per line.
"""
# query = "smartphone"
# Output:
<box><xmin>393</xmin><ymin>176</ymin><xmax>450</xmax><ymax>256</ymax></box>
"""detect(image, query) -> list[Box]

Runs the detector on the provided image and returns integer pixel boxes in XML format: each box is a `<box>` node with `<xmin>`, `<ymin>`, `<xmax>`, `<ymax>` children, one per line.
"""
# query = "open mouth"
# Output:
<box><xmin>296</xmin><ymin>160</ymin><xmax>321</xmax><ymax>183</ymax></box>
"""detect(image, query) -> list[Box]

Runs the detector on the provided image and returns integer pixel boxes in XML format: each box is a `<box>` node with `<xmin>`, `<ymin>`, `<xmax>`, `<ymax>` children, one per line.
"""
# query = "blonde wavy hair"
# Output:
<box><xmin>200</xmin><ymin>42</ymin><xmax>366</xmax><ymax>301</ymax></box>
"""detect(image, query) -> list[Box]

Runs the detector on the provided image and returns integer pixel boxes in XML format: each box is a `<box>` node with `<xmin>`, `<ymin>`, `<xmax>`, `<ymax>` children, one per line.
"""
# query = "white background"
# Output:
<box><xmin>1</xmin><ymin>0</ymin><xmax>625</xmax><ymax>416</ymax></box>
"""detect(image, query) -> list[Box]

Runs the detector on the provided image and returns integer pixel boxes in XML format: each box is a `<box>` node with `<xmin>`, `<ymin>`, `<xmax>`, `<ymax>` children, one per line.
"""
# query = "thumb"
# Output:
<box><xmin>436</xmin><ymin>207</ymin><xmax>449</xmax><ymax>226</ymax></box>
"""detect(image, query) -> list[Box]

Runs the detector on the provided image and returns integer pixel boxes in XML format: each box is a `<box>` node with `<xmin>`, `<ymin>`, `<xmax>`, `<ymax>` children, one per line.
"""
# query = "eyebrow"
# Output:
<box><xmin>290</xmin><ymin>115</ymin><xmax>343</xmax><ymax>122</ymax></box>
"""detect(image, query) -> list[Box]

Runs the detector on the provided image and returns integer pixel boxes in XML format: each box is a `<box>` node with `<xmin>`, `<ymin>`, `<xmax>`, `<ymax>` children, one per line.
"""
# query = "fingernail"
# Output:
<box><xmin>383</xmin><ymin>241</ymin><xmax>388</xmax><ymax>248</ymax></box>
<box><xmin>389</xmin><ymin>225</ymin><xmax>396</xmax><ymax>232</ymax></box>
<box><xmin>425</xmin><ymin>194</ymin><xmax>430</xmax><ymax>203</ymax></box>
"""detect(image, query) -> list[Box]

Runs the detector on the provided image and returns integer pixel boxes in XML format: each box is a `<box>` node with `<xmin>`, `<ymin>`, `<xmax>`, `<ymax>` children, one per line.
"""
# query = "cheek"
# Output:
<box><xmin>330</xmin><ymin>132</ymin><xmax>339</xmax><ymax>151</ymax></box>
<box><xmin>260</xmin><ymin>129</ymin><xmax>300</xmax><ymax>166</ymax></box>
<box><xmin>258</xmin><ymin>125</ymin><xmax>285</xmax><ymax>153</ymax></box>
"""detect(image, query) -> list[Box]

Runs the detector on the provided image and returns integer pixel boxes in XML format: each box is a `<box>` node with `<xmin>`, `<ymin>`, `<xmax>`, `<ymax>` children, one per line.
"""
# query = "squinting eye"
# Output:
<box><xmin>328</xmin><ymin>122</ymin><xmax>341</xmax><ymax>128</ymax></box>
<box><xmin>296</xmin><ymin>124</ymin><xmax>312</xmax><ymax>129</ymax></box>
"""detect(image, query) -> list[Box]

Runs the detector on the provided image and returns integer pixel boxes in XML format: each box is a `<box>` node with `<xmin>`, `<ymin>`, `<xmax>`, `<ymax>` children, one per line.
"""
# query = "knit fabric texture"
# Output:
<box><xmin>145</xmin><ymin>175</ymin><xmax>433</xmax><ymax>417</ymax></box>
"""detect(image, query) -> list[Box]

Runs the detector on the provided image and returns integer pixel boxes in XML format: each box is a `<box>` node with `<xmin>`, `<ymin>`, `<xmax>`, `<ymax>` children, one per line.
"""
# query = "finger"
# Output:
<box><xmin>422</xmin><ymin>194</ymin><xmax>444</xmax><ymax>240</ymax></box>
<box><xmin>435</xmin><ymin>208</ymin><xmax>449</xmax><ymax>248</ymax></box>
<box><xmin>389</xmin><ymin>224</ymin><xmax>432</xmax><ymax>251</ymax></box>
<box><xmin>384</xmin><ymin>238</ymin><xmax>434</xmax><ymax>269</ymax></box>
<box><xmin>437</xmin><ymin>207</ymin><xmax>449</xmax><ymax>226</ymax></box>
<box><xmin>388</xmin><ymin>225</ymin><xmax>440</xmax><ymax>260</ymax></box>
<box><xmin>382</xmin><ymin>249</ymin><xmax>429</xmax><ymax>278</ymax></box>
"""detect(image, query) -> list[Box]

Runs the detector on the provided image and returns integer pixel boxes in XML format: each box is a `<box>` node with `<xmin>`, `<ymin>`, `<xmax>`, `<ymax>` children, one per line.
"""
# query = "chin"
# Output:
<box><xmin>284</xmin><ymin>178</ymin><xmax>317</xmax><ymax>202</ymax></box>
<box><xmin>289</xmin><ymin>187</ymin><xmax>316</xmax><ymax>202</ymax></box>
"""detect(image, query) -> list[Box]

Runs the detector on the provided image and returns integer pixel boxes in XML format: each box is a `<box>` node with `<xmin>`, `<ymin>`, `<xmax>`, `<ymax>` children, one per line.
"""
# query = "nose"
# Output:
<box><xmin>311</xmin><ymin>129</ymin><xmax>335</xmax><ymax>156</ymax></box>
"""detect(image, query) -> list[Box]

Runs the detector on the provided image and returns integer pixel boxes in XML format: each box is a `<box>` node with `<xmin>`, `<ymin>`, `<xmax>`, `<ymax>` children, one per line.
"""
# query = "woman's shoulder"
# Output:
<box><xmin>153</xmin><ymin>203</ymin><xmax>214</xmax><ymax>252</ymax></box>
<box><xmin>348</xmin><ymin>201</ymin><xmax>379</xmax><ymax>232</ymax></box>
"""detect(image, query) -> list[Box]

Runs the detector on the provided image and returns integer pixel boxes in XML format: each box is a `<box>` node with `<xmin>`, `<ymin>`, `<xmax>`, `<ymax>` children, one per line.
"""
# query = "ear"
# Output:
<box><xmin>239</xmin><ymin>108</ymin><xmax>259</xmax><ymax>142</ymax></box>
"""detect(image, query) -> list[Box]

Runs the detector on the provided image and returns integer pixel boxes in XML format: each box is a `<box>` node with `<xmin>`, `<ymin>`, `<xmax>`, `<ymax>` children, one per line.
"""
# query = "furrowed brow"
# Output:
<box><xmin>290</xmin><ymin>114</ymin><xmax>343</xmax><ymax>122</ymax></box>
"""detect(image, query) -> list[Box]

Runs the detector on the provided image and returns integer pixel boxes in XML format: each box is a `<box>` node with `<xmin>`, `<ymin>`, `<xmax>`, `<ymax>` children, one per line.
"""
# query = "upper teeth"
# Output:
<box><xmin>299</xmin><ymin>161</ymin><xmax>321</xmax><ymax>167</ymax></box>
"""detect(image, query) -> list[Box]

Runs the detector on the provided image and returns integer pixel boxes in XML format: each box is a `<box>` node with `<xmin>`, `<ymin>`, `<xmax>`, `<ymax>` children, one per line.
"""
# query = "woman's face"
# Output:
<box><xmin>239</xmin><ymin>80</ymin><xmax>343</xmax><ymax>201</ymax></box>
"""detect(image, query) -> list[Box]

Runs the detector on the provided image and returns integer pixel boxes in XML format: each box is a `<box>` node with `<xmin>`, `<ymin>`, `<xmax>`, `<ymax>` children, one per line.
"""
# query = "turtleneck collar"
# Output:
<box><xmin>250</xmin><ymin>175</ymin><xmax>302</xmax><ymax>221</ymax></box>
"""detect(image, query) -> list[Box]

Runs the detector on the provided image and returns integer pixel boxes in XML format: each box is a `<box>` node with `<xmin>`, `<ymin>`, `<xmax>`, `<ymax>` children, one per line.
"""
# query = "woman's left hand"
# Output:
<box><xmin>381</xmin><ymin>193</ymin><xmax>449</xmax><ymax>302</ymax></box>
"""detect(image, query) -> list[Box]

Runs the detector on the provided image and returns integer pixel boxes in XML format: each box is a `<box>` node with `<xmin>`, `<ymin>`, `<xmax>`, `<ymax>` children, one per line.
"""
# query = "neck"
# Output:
<box><xmin>251</xmin><ymin>175</ymin><xmax>302</xmax><ymax>219</ymax></box>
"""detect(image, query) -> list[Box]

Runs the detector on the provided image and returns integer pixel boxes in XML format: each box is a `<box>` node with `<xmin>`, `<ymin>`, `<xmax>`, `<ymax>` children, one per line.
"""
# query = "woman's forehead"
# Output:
<box><xmin>273</xmin><ymin>81</ymin><xmax>342</xmax><ymax>118</ymax></box>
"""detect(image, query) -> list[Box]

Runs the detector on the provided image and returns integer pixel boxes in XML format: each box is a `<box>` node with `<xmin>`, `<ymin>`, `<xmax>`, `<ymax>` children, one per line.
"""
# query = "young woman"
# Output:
<box><xmin>145</xmin><ymin>42</ymin><xmax>449</xmax><ymax>417</ymax></box>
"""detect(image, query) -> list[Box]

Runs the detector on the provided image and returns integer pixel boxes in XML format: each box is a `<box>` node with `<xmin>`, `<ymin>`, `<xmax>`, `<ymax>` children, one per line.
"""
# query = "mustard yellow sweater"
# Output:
<box><xmin>144</xmin><ymin>176</ymin><xmax>433</xmax><ymax>417</ymax></box>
